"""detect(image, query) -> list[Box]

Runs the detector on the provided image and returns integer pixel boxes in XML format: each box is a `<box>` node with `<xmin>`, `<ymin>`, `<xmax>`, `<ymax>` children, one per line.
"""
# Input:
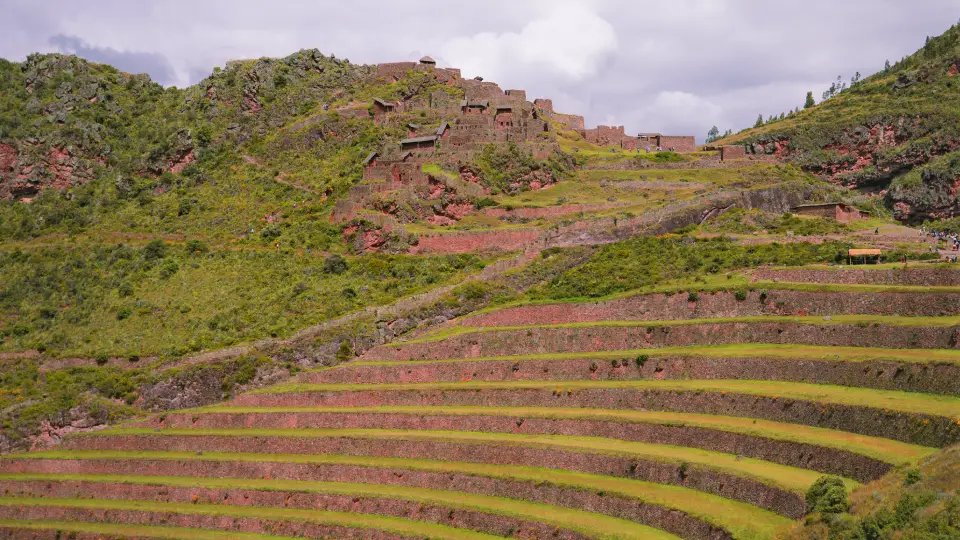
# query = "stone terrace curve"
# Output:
<box><xmin>2</xmin><ymin>266</ymin><xmax>960</xmax><ymax>539</ymax></box>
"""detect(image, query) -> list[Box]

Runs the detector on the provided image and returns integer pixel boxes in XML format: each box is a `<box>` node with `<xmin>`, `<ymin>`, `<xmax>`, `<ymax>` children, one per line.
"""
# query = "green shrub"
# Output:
<box><xmin>142</xmin><ymin>240</ymin><xmax>167</xmax><ymax>260</ymax></box>
<box><xmin>117</xmin><ymin>282</ymin><xmax>134</xmax><ymax>297</ymax></box>
<box><xmin>323</xmin><ymin>254</ymin><xmax>348</xmax><ymax>274</ymax></box>
<box><xmin>335</xmin><ymin>340</ymin><xmax>353</xmax><ymax>363</ymax></box>
<box><xmin>116</xmin><ymin>307</ymin><xmax>133</xmax><ymax>321</ymax></box>
<box><xmin>533</xmin><ymin>237</ymin><xmax>849</xmax><ymax>300</ymax></box>
<box><xmin>687</xmin><ymin>292</ymin><xmax>699</xmax><ymax>303</ymax></box>
<box><xmin>453</xmin><ymin>281</ymin><xmax>489</xmax><ymax>302</ymax></box>
<box><xmin>185</xmin><ymin>239</ymin><xmax>209</xmax><ymax>254</ymax></box>
<box><xmin>260</xmin><ymin>225</ymin><xmax>281</xmax><ymax>240</ymax></box>
<box><xmin>806</xmin><ymin>475</ymin><xmax>850</xmax><ymax>515</ymax></box>
<box><xmin>635</xmin><ymin>354</ymin><xmax>649</xmax><ymax>367</ymax></box>
<box><xmin>159</xmin><ymin>260</ymin><xmax>179</xmax><ymax>279</ymax></box>
<box><xmin>734</xmin><ymin>289</ymin><xmax>748</xmax><ymax>301</ymax></box>
<box><xmin>903</xmin><ymin>467</ymin><xmax>922</xmax><ymax>486</ymax></box>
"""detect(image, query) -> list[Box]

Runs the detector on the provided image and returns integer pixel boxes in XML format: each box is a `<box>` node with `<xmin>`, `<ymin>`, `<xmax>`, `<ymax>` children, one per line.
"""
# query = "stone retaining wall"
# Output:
<box><xmin>0</xmin><ymin>506</ymin><xmax>407</xmax><ymax>540</ymax></box>
<box><xmin>229</xmin><ymin>389</ymin><xmax>959</xmax><ymax>447</ymax></box>
<box><xmin>60</xmin><ymin>434</ymin><xmax>803</xmax><ymax>518</ymax></box>
<box><xmin>752</xmin><ymin>267</ymin><xmax>960</xmax><ymax>286</ymax></box>
<box><xmin>461</xmin><ymin>290</ymin><xmax>960</xmax><ymax>327</ymax></box>
<box><xmin>0</xmin><ymin>459</ymin><xmax>729</xmax><ymax>540</ymax></box>
<box><xmin>0</xmin><ymin>480</ymin><xmax>578</xmax><ymax>540</ymax></box>
<box><xmin>132</xmin><ymin>411</ymin><xmax>889</xmax><ymax>482</ymax></box>
<box><xmin>405</xmin><ymin>184</ymin><xmax>808</xmax><ymax>254</ymax></box>
<box><xmin>481</xmin><ymin>201</ymin><xmax>633</xmax><ymax>220</ymax></box>
<box><xmin>0</xmin><ymin>530</ymin><xmax>118</xmax><ymax>540</ymax></box>
<box><xmin>366</xmin><ymin>323</ymin><xmax>960</xmax><ymax>361</ymax></box>
<box><xmin>307</xmin><ymin>355</ymin><xmax>960</xmax><ymax>395</ymax></box>
<box><xmin>410</xmin><ymin>229</ymin><xmax>542</xmax><ymax>254</ymax></box>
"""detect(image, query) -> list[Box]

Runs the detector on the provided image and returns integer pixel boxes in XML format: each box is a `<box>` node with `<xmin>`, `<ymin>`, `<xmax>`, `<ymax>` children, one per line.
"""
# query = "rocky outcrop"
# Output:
<box><xmin>0</xmin><ymin>141</ymin><xmax>101</xmax><ymax>200</ymax></box>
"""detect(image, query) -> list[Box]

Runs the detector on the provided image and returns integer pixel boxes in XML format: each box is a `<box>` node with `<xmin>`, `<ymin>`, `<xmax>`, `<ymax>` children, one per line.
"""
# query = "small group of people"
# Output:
<box><xmin>924</xmin><ymin>226</ymin><xmax>960</xmax><ymax>250</ymax></box>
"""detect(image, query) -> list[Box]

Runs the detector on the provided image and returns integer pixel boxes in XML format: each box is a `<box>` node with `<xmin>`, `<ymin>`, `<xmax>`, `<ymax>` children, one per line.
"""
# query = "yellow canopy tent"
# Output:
<box><xmin>848</xmin><ymin>248</ymin><xmax>881</xmax><ymax>264</ymax></box>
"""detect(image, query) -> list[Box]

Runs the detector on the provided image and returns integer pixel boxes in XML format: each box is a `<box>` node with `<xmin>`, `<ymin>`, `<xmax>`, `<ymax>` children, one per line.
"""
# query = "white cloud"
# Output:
<box><xmin>441</xmin><ymin>3</ymin><xmax>618</xmax><ymax>82</ymax></box>
<box><xmin>618</xmin><ymin>91</ymin><xmax>724</xmax><ymax>139</ymax></box>
<box><xmin>2</xmin><ymin>0</ymin><xmax>958</xmax><ymax>137</ymax></box>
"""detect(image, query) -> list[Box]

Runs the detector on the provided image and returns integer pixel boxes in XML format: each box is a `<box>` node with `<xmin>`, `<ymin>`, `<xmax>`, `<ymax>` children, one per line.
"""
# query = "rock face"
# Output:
<box><xmin>884</xmin><ymin>150</ymin><xmax>960</xmax><ymax>222</ymax></box>
<box><xmin>0</xmin><ymin>141</ymin><xmax>101</xmax><ymax>200</ymax></box>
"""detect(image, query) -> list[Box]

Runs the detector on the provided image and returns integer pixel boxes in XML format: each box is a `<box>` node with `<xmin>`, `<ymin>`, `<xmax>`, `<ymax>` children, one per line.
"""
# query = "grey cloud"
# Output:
<box><xmin>2</xmin><ymin>0</ymin><xmax>958</xmax><ymax>141</ymax></box>
<box><xmin>48</xmin><ymin>34</ymin><xmax>177</xmax><ymax>86</ymax></box>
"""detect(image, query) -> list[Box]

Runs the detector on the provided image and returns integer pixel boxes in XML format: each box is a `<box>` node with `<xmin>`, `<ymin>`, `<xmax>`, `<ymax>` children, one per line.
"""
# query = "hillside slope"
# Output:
<box><xmin>716</xmin><ymin>23</ymin><xmax>960</xmax><ymax>222</ymax></box>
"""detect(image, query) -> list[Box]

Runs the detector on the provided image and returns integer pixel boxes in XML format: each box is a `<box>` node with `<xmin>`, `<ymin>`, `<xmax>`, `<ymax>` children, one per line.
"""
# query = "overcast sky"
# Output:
<box><xmin>2</xmin><ymin>1</ymin><xmax>957</xmax><ymax>141</ymax></box>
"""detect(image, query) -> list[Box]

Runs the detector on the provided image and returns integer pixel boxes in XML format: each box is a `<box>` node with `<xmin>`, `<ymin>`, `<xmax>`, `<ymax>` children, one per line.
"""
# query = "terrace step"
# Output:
<box><xmin>58</xmin><ymin>426</ymin><xmax>848</xmax><ymax>517</ymax></box>
<box><xmin>1</xmin><ymin>450</ymin><xmax>789</xmax><ymax>539</ymax></box>
<box><xmin>460</xmin><ymin>288</ymin><xmax>960</xmax><ymax>328</ymax></box>
<box><xmin>133</xmin><ymin>405</ymin><xmax>932</xmax><ymax>481</ymax></box>
<box><xmin>365</xmin><ymin>318</ymin><xmax>960</xmax><ymax>361</ymax></box>
<box><xmin>308</xmin><ymin>345</ymin><xmax>960</xmax><ymax>395</ymax></box>
<box><xmin>235</xmin><ymin>380</ymin><xmax>960</xmax><ymax>447</ymax></box>
<box><xmin>0</xmin><ymin>498</ymin><xmax>501</xmax><ymax>539</ymax></box>
<box><xmin>0</xmin><ymin>519</ymin><xmax>322</xmax><ymax>540</ymax></box>
<box><xmin>752</xmin><ymin>266</ymin><xmax>960</xmax><ymax>286</ymax></box>
<box><xmin>0</xmin><ymin>474</ymin><xmax>660</xmax><ymax>540</ymax></box>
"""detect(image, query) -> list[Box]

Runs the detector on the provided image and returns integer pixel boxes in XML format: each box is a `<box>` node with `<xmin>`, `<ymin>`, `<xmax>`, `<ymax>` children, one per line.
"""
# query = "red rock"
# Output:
<box><xmin>0</xmin><ymin>143</ymin><xmax>17</xmax><ymax>173</ymax></box>
<box><xmin>168</xmin><ymin>151</ymin><xmax>196</xmax><ymax>174</ymax></box>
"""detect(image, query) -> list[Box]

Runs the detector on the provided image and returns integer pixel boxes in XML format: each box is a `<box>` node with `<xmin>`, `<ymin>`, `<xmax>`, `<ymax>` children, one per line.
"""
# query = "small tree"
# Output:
<box><xmin>754</xmin><ymin>114</ymin><xmax>764</xmax><ymax>128</ymax></box>
<box><xmin>142</xmin><ymin>239</ymin><xmax>167</xmax><ymax>260</ymax></box>
<box><xmin>806</xmin><ymin>476</ymin><xmax>849</xmax><ymax>515</ymax></box>
<box><xmin>323</xmin><ymin>254</ymin><xmax>348</xmax><ymax>275</ymax></box>
<box><xmin>335</xmin><ymin>340</ymin><xmax>353</xmax><ymax>363</ymax></box>
<box><xmin>706</xmin><ymin>126</ymin><xmax>720</xmax><ymax>143</ymax></box>
<box><xmin>804</xmin><ymin>91</ymin><xmax>815</xmax><ymax>109</ymax></box>
<box><xmin>884</xmin><ymin>59</ymin><xmax>891</xmax><ymax>73</ymax></box>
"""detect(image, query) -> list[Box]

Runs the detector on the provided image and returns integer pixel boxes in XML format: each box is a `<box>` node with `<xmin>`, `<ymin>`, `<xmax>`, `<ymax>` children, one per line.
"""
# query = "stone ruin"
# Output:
<box><xmin>334</xmin><ymin>55</ymin><xmax>697</xmax><ymax>226</ymax></box>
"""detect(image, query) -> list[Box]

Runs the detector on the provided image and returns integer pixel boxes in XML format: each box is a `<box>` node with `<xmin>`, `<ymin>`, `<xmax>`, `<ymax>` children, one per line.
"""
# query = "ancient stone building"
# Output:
<box><xmin>720</xmin><ymin>145</ymin><xmax>747</xmax><ymax>161</ymax></box>
<box><xmin>343</xmin><ymin>55</ymin><xmax>697</xmax><ymax>225</ymax></box>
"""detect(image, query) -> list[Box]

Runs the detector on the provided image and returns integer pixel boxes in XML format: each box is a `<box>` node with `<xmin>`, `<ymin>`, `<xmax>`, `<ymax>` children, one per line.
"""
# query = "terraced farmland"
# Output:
<box><xmin>2</xmin><ymin>266</ymin><xmax>959</xmax><ymax>539</ymax></box>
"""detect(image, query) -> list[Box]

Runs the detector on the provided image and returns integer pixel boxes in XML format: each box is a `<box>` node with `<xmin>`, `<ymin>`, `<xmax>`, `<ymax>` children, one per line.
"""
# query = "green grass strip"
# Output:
<box><xmin>409</xmin><ymin>315</ymin><xmax>960</xmax><ymax>343</ymax></box>
<box><xmin>4</xmin><ymin>450</ymin><xmax>792</xmax><ymax>540</ymax></box>
<box><xmin>256</xmin><ymin>379</ymin><xmax>960</xmax><ymax>419</ymax></box>
<box><xmin>0</xmin><ymin>497</ymin><xmax>500</xmax><ymax>540</ymax></box>
<box><xmin>463</xmin><ymin>276</ymin><xmax>960</xmax><ymax>318</ymax></box>
<box><xmin>188</xmin><ymin>405</ymin><xmax>934</xmax><ymax>465</ymax></box>
<box><xmin>0</xmin><ymin>473</ymin><xmax>674</xmax><ymax>540</ymax></box>
<box><xmin>0</xmin><ymin>519</ymin><xmax>308</xmax><ymax>540</ymax></box>
<box><xmin>83</xmin><ymin>426</ymin><xmax>855</xmax><ymax>494</ymax></box>
<box><xmin>761</xmin><ymin>263</ymin><xmax>954</xmax><ymax>271</ymax></box>
<box><xmin>328</xmin><ymin>343</ymin><xmax>960</xmax><ymax>367</ymax></box>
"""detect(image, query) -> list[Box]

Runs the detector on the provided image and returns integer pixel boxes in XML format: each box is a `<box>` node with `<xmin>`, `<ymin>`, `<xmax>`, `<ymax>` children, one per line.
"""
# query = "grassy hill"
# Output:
<box><xmin>2</xmin><ymin>31</ymin><xmax>958</xmax><ymax>540</ymax></box>
<box><xmin>715</xmin><ymin>23</ymin><xmax>960</xmax><ymax>223</ymax></box>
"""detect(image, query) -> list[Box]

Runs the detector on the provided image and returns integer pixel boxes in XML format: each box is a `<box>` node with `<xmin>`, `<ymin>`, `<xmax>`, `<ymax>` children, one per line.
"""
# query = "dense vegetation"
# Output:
<box><xmin>0</xmin><ymin>241</ymin><xmax>489</xmax><ymax>358</ymax></box>
<box><xmin>698</xmin><ymin>208</ymin><xmax>850</xmax><ymax>236</ymax></box>
<box><xmin>886</xmin><ymin>150</ymin><xmax>960</xmax><ymax>221</ymax></box>
<box><xmin>470</xmin><ymin>142</ymin><xmax>575</xmax><ymax>194</ymax></box>
<box><xmin>529</xmin><ymin>236</ymin><xmax>850</xmax><ymax>300</ymax></box>
<box><xmin>786</xmin><ymin>446</ymin><xmax>960</xmax><ymax>539</ymax></box>
<box><xmin>718</xmin><ymin>22</ymin><xmax>960</xmax><ymax>220</ymax></box>
<box><xmin>0</xmin><ymin>353</ymin><xmax>275</xmax><ymax>449</ymax></box>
